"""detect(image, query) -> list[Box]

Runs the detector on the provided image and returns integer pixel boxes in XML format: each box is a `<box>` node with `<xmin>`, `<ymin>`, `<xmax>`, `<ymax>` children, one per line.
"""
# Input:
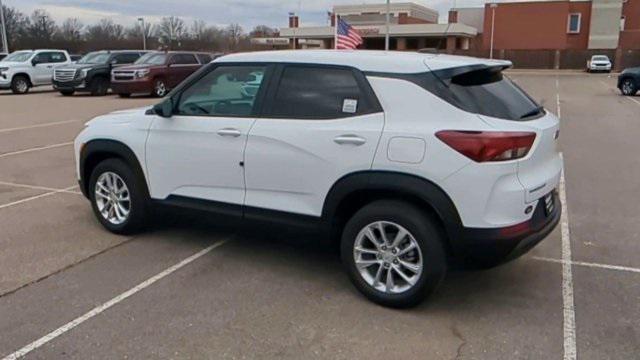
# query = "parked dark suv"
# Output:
<box><xmin>110</xmin><ymin>51</ymin><xmax>216</xmax><ymax>98</ymax></box>
<box><xmin>618</xmin><ymin>67</ymin><xmax>639</xmax><ymax>96</ymax></box>
<box><xmin>52</xmin><ymin>50</ymin><xmax>146</xmax><ymax>96</ymax></box>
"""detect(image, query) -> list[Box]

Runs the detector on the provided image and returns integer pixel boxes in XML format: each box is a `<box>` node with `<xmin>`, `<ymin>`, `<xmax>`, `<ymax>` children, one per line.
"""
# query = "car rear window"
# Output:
<box><xmin>396</xmin><ymin>67</ymin><xmax>544</xmax><ymax>121</ymax></box>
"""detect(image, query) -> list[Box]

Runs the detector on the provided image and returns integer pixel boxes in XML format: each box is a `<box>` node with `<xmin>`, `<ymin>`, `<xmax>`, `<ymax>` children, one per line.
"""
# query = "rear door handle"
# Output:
<box><xmin>334</xmin><ymin>135</ymin><xmax>366</xmax><ymax>146</ymax></box>
<box><xmin>217</xmin><ymin>128</ymin><xmax>242</xmax><ymax>137</ymax></box>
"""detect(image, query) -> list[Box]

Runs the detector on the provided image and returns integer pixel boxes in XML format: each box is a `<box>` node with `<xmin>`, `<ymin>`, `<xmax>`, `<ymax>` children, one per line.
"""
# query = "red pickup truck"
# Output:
<box><xmin>111</xmin><ymin>51</ymin><xmax>217</xmax><ymax>97</ymax></box>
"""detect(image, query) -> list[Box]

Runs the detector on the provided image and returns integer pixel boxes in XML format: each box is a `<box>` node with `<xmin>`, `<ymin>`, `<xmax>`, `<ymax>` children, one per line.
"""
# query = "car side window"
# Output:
<box><xmin>269</xmin><ymin>66</ymin><xmax>369</xmax><ymax>119</ymax></box>
<box><xmin>113</xmin><ymin>53</ymin><xmax>140</xmax><ymax>64</ymax></box>
<box><xmin>196</xmin><ymin>54</ymin><xmax>212</xmax><ymax>64</ymax></box>
<box><xmin>175</xmin><ymin>65</ymin><xmax>267</xmax><ymax>117</ymax></box>
<box><xmin>172</xmin><ymin>54</ymin><xmax>198</xmax><ymax>65</ymax></box>
<box><xmin>43</xmin><ymin>52</ymin><xmax>67</xmax><ymax>63</ymax></box>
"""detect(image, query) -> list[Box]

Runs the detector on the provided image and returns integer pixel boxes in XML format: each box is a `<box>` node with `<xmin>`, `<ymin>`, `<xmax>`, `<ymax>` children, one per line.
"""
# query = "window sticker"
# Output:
<box><xmin>342</xmin><ymin>99</ymin><xmax>358</xmax><ymax>113</ymax></box>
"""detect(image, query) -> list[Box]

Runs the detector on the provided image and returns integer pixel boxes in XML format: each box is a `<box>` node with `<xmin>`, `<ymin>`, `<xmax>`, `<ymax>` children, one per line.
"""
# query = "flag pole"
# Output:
<box><xmin>334</xmin><ymin>13</ymin><xmax>338</xmax><ymax>49</ymax></box>
<box><xmin>384</xmin><ymin>0</ymin><xmax>390</xmax><ymax>51</ymax></box>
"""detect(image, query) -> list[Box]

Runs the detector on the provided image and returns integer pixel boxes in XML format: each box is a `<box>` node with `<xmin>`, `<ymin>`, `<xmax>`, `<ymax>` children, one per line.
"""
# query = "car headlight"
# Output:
<box><xmin>135</xmin><ymin>69</ymin><xmax>150</xmax><ymax>79</ymax></box>
<box><xmin>78</xmin><ymin>68</ymin><xmax>91</xmax><ymax>79</ymax></box>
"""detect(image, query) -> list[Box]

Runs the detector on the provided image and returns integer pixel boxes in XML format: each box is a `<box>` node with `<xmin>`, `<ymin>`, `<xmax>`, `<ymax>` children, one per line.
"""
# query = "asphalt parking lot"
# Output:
<box><xmin>0</xmin><ymin>73</ymin><xmax>639</xmax><ymax>359</ymax></box>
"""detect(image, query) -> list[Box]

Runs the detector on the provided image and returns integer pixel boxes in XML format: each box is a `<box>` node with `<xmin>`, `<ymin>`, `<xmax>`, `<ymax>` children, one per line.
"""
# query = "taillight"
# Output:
<box><xmin>436</xmin><ymin>130</ymin><xmax>536</xmax><ymax>162</ymax></box>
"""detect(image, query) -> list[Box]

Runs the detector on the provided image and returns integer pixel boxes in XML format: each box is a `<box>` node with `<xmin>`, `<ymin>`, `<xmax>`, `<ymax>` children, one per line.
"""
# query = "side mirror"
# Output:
<box><xmin>152</xmin><ymin>99</ymin><xmax>173</xmax><ymax>118</ymax></box>
<box><xmin>31</xmin><ymin>58</ymin><xmax>38</xmax><ymax>66</ymax></box>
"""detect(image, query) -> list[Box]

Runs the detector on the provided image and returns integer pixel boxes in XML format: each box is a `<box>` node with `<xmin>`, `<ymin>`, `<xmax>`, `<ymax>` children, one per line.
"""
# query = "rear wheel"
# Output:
<box><xmin>341</xmin><ymin>200</ymin><xmax>446</xmax><ymax>308</ymax></box>
<box><xmin>118</xmin><ymin>93</ymin><xmax>131</xmax><ymax>98</ymax></box>
<box><xmin>89</xmin><ymin>77</ymin><xmax>109</xmax><ymax>96</ymax></box>
<box><xmin>11</xmin><ymin>75</ymin><xmax>30</xmax><ymax>94</ymax></box>
<box><xmin>621</xmin><ymin>78</ymin><xmax>637</xmax><ymax>96</ymax></box>
<box><xmin>89</xmin><ymin>158</ymin><xmax>150</xmax><ymax>234</ymax></box>
<box><xmin>152</xmin><ymin>78</ymin><xmax>168</xmax><ymax>97</ymax></box>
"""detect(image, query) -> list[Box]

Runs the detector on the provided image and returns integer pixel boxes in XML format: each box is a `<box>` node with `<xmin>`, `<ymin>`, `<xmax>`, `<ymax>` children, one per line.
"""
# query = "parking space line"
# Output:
<box><xmin>533</xmin><ymin>256</ymin><xmax>640</xmax><ymax>274</ymax></box>
<box><xmin>0</xmin><ymin>142</ymin><xmax>73</xmax><ymax>159</ymax></box>
<box><xmin>599</xmin><ymin>80</ymin><xmax>640</xmax><ymax>106</ymax></box>
<box><xmin>0</xmin><ymin>186</ymin><xmax>79</xmax><ymax>210</ymax></box>
<box><xmin>0</xmin><ymin>240</ymin><xmax>229</xmax><ymax>360</ymax></box>
<box><xmin>0</xmin><ymin>181</ymin><xmax>82</xmax><ymax>195</ymax></box>
<box><xmin>557</xmin><ymin>77</ymin><xmax>577</xmax><ymax>360</ymax></box>
<box><xmin>0</xmin><ymin>120</ymin><xmax>79</xmax><ymax>134</ymax></box>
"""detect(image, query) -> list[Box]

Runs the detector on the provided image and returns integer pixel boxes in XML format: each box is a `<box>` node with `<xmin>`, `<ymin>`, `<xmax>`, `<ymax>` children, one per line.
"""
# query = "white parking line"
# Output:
<box><xmin>556</xmin><ymin>78</ymin><xmax>577</xmax><ymax>360</ymax></box>
<box><xmin>0</xmin><ymin>186</ymin><xmax>79</xmax><ymax>210</ymax></box>
<box><xmin>0</xmin><ymin>120</ymin><xmax>79</xmax><ymax>134</ymax></box>
<box><xmin>599</xmin><ymin>80</ymin><xmax>640</xmax><ymax>106</ymax></box>
<box><xmin>1</xmin><ymin>240</ymin><xmax>229</xmax><ymax>360</ymax></box>
<box><xmin>0</xmin><ymin>142</ymin><xmax>73</xmax><ymax>159</ymax></box>
<box><xmin>533</xmin><ymin>256</ymin><xmax>640</xmax><ymax>274</ymax></box>
<box><xmin>0</xmin><ymin>181</ymin><xmax>82</xmax><ymax>195</ymax></box>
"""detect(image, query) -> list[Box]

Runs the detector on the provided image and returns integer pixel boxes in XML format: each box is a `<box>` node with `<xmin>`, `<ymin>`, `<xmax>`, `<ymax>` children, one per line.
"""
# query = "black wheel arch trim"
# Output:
<box><xmin>321</xmin><ymin>171</ymin><xmax>465</xmax><ymax>253</ymax></box>
<box><xmin>79</xmin><ymin>139</ymin><xmax>149</xmax><ymax>199</ymax></box>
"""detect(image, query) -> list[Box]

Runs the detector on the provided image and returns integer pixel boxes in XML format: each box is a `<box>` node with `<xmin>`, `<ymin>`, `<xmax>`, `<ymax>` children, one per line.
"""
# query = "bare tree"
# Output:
<box><xmin>250</xmin><ymin>25</ymin><xmax>277</xmax><ymax>38</ymax></box>
<box><xmin>225</xmin><ymin>23</ymin><xmax>243</xmax><ymax>51</ymax></box>
<box><xmin>59</xmin><ymin>18</ymin><xmax>83</xmax><ymax>42</ymax></box>
<box><xmin>158</xmin><ymin>16</ymin><xmax>186</xmax><ymax>48</ymax></box>
<box><xmin>0</xmin><ymin>5</ymin><xmax>30</xmax><ymax>50</ymax></box>
<box><xmin>29</xmin><ymin>9</ymin><xmax>57</xmax><ymax>45</ymax></box>
<box><xmin>86</xmin><ymin>19</ymin><xmax>125</xmax><ymax>47</ymax></box>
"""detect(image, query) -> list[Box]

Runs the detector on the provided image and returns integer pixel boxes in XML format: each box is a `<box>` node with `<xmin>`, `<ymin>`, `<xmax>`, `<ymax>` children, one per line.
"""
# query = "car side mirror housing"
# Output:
<box><xmin>152</xmin><ymin>99</ymin><xmax>173</xmax><ymax>118</ymax></box>
<box><xmin>31</xmin><ymin>59</ymin><xmax>38</xmax><ymax>66</ymax></box>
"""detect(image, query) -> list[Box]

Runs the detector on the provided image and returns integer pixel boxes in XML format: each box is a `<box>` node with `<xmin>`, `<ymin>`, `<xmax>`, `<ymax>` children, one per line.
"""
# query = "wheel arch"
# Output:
<box><xmin>80</xmin><ymin>139</ymin><xmax>149</xmax><ymax>199</ymax></box>
<box><xmin>12</xmin><ymin>72</ymin><xmax>33</xmax><ymax>86</ymax></box>
<box><xmin>321</xmin><ymin>171</ymin><xmax>464</xmax><ymax>256</ymax></box>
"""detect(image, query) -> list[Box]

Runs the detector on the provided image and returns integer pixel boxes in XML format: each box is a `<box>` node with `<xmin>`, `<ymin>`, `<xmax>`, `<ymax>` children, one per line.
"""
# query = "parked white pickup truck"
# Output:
<box><xmin>0</xmin><ymin>49</ymin><xmax>72</xmax><ymax>94</ymax></box>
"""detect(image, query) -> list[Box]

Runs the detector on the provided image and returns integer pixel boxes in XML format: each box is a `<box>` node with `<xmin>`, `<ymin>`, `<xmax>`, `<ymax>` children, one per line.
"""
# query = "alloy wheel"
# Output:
<box><xmin>94</xmin><ymin>172</ymin><xmax>131</xmax><ymax>225</ymax></box>
<box><xmin>353</xmin><ymin>221</ymin><xmax>423</xmax><ymax>294</ymax></box>
<box><xmin>622</xmin><ymin>80</ymin><xmax>635</xmax><ymax>95</ymax></box>
<box><xmin>155</xmin><ymin>81</ymin><xmax>167</xmax><ymax>97</ymax></box>
<box><xmin>15</xmin><ymin>79</ymin><xmax>28</xmax><ymax>93</ymax></box>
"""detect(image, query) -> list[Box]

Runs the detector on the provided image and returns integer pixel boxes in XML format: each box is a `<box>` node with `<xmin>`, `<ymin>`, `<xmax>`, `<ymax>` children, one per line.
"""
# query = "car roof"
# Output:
<box><xmin>216</xmin><ymin>50</ymin><xmax>512</xmax><ymax>74</ymax></box>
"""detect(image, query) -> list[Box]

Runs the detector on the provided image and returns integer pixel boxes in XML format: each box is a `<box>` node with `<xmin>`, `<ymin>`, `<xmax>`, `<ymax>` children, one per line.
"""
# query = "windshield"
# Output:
<box><xmin>135</xmin><ymin>53</ymin><xmax>166</xmax><ymax>65</ymax></box>
<box><xmin>592</xmin><ymin>56</ymin><xmax>609</xmax><ymax>62</ymax></box>
<box><xmin>77</xmin><ymin>52</ymin><xmax>111</xmax><ymax>64</ymax></box>
<box><xmin>3</xmin><ymin>51</ymin><xmax>33</xmax><ymax>62</ymax></box>
<box><xmin>407</xmin><ymin>67</ymin><xmax>543</xmax><ymax>121</ymax></box>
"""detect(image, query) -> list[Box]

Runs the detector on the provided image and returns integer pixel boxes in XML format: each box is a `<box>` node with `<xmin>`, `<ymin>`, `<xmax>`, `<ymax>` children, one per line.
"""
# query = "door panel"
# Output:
<box><xmin>244</xmin><ymin>113</ymin><xmax>384</xmax><ymax>216</ymax></box>
<box><xmin>146</xmin><ymin>116</ymin><xmax>255</xmax><ymax>206</ymax></box>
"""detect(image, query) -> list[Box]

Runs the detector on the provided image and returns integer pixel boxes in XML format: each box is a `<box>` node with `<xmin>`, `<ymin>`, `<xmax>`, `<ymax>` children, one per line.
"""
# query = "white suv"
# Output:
<box><xmin>0</xmin><ymin>49</ymin><xmax>71</xmax><ymax>94</ymax></box>
<box><xmin>74</xmin><ymin>50</ymin><xmax>562</xmax><ymax>308</ymax></box>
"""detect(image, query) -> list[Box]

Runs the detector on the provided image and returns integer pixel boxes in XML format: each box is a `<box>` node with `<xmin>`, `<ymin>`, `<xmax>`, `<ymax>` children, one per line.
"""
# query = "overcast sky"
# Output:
<box><xmin>3</xmin><ymin>0</ymin><xmax>488</xmax><ymax>30</ymax></box>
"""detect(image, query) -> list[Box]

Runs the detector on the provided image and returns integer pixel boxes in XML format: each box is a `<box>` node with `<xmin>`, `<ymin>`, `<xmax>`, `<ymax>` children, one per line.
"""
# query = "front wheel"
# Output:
<box><xmin>89</xmin><ymin>159</ymin><xmax>150</xmax><ymax>234</ymax></box>
<box><xmin>152</xmin><ymin>78</ymin><xmax>168</xmax><ymax>97</ymax></box>
<box><xmin>11</xmin><ymin>75</ymin><xmax>30</xmax><ymax>94</ymax></box>
<box><xmin>621</xmin><ymin>79</ymin><xmax>638</xmax><ymax>96</ymax></box>
<box><xmin>341</xmin><ymin>200</ymin><xmax>446</xmax><ymax>308</ymax></box>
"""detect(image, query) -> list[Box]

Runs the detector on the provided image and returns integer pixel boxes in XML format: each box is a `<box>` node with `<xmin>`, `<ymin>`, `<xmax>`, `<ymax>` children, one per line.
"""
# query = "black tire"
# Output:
<box><xmin>88</xmin><ymin>158</ymin><xmax>150</xmax><ymax>234</ymax></box>
<box><xmin>151</xmin><ymin>78</ymin><xmax>168</xmax><ymax>97</ymax></box>
<box><xmin>89</xmin><ymin>77</ymin><xmax>109</xmax><ymax>96</ymax></box>
<box><xmin>340</xmin><ymin>200</ymin><xmax>447</xmax><ymax>308</ymax></box>
<box><xmin>59</xmin><ymin>90</ymin><xmax>75</xmax><ymax>96</ymax></box>
<box><xmin>10</xmin><ymin>75</ymin><xmax>30</xmax><ymax>94</ymax></box>
<box><xmin>118</xmin><ymin>93</ymin><xmax>131</xmax><ymax>98</ymax></box>
<box><xmin>620</xmin><ymin>78</ymin><xmax>638</xmax><ymax>96</ymax></box>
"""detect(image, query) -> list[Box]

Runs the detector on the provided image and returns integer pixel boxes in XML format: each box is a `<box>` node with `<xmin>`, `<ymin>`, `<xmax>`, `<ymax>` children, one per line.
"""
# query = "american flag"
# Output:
<box><xmin>335</xmin><ymin>17</ymin><xmax>363</xmax><ymax>50</ymax></box>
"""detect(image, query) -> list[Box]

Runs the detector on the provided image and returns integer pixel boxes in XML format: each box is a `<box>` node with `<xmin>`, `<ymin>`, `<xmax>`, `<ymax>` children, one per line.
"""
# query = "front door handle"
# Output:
<box><xmin>217</xmin><ymin>128</ymin><xmax>242</xmax><ymax>137</ymax></box>
<box><xmin>334</xmin><ymin>135</ymin><xmax>366</xmax><ymax>146</ymax></box>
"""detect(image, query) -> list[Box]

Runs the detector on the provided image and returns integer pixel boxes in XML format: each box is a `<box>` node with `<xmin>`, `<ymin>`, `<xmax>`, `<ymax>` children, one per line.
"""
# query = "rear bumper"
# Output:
<box><xmin>111</xmin><ymin>80</ymin><xmax>153</xmax><ymax>95</ymax></box>
<box><xmin>456</xmin><ymin>191</ymin><xmax>561</xmax><ymax>264</ymax></box>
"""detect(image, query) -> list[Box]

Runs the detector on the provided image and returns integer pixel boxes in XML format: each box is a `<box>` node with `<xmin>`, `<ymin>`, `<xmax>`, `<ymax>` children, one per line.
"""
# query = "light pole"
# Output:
<box><xmin>489</xmin><ymin>3</ymin><xmax>497</xmax><ymax>59</ymax></box>
<box><xmin>138</xmin><ymin>18</ymin><xmax>146</xmax><ymax>50</ymax></box>
<box><xmin>0</xmin><ymin>0</ymin><xmax>8</xmax><ymax>54</ymax></box>
<box><xmin>384</xmin><ymin>0</ymin><xmax>390</xmax><ymax>51</ymax></box>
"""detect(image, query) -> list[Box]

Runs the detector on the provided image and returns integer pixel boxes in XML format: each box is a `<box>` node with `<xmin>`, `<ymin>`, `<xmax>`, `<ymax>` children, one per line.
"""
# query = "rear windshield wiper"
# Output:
<box><xmin>520</xmin><ymin>106</ymin><xmax>544</xmax><ymax>119</ymax></box>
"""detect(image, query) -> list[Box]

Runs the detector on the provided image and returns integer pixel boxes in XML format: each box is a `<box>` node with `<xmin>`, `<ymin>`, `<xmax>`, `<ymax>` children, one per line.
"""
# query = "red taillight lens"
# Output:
<box><xmin>436</xmin><ymin>131</ymin><xmax>536</xmax><ymax>162</ymax></box>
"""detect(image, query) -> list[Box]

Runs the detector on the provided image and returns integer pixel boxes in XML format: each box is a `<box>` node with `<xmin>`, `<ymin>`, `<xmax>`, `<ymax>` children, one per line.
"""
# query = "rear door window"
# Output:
<box><xmin>172</xmin><ymin>54</ymin><xmax>198</xmax><ymax>65</ymax></box>
<box><xmin>196</xmin><ymin>54</ymin><xmax>213</xmax><ymax>64</ymax></box>
<box><xmin>268</xmin><ymin>66</ymin><xmax>374</xmax><ymax>119</ymax></box>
